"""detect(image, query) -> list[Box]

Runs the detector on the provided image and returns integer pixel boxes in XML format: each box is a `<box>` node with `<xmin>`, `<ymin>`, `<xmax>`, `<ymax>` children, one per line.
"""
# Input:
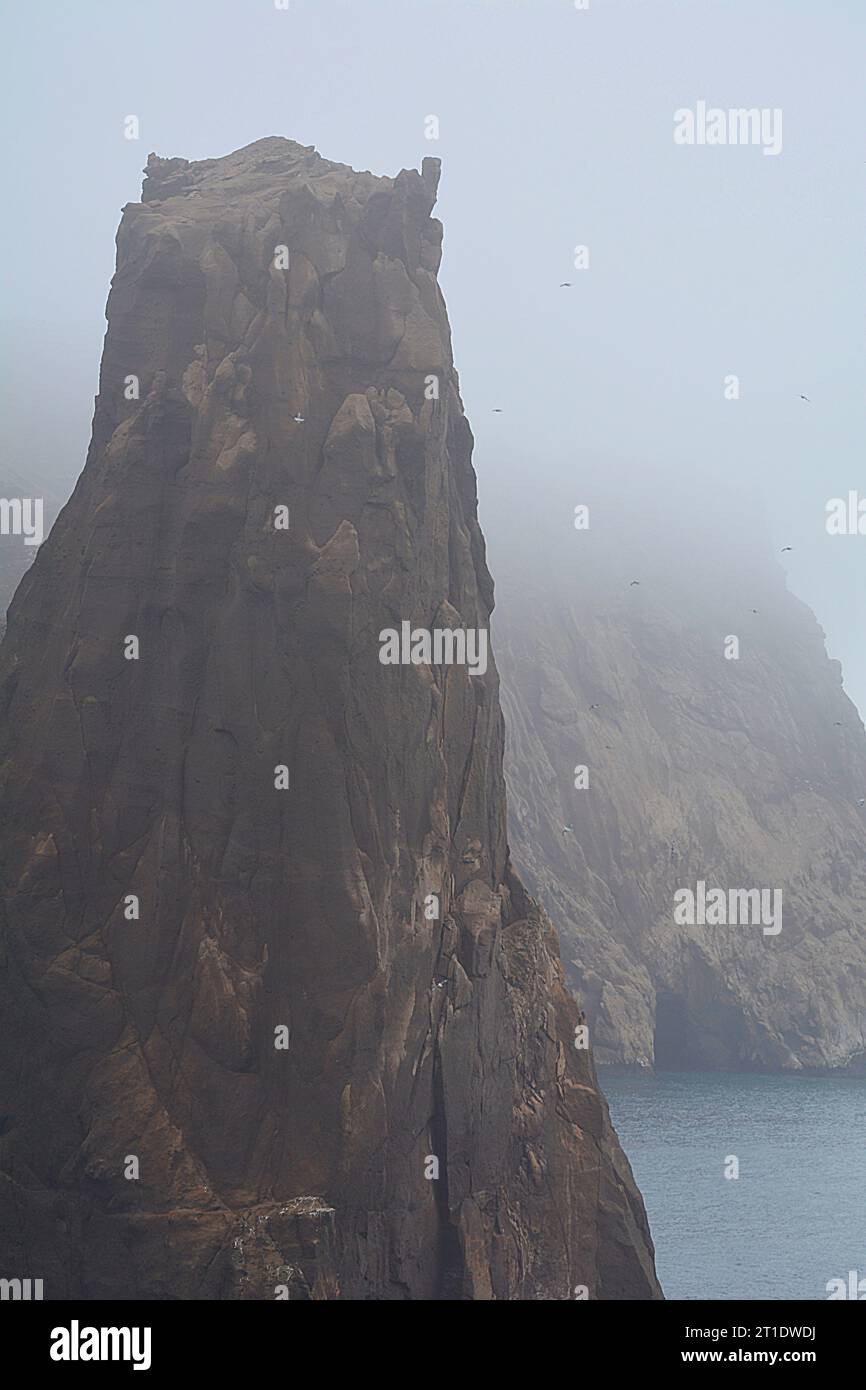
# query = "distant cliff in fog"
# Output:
<box><xmin>486</xmin><ymin>465</ymin><xmax>866</xmax><ymax>1071</ymax></box>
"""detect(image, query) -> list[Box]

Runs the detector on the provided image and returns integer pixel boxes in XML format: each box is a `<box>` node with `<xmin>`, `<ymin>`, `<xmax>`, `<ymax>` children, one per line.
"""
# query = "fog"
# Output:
<box><xmin>3</xmin><ymin>0</ymin><xmax>863</xmax><ymax>710</ymax></box>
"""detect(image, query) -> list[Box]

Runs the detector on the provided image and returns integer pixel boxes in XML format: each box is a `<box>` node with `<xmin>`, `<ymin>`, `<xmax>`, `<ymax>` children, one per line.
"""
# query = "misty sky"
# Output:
<box><xmin>2</xmin><ymin>0</ymin><xmax>863</xmax><ymax>711</ymax></box>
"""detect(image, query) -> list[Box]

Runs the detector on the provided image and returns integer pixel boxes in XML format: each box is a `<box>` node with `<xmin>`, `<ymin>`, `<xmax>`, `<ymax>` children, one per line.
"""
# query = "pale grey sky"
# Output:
<box><xmin>2</xmin><ymin>0</ymin><xmax>863</xmax><ymax>710</ymax></box>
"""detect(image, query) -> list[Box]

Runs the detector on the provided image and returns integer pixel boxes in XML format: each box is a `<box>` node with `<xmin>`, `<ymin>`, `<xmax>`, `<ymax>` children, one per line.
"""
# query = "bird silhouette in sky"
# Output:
<box><xmin>781</xmin><ymin>546</ymin><xmax>793</xmax><ymax>553</ymax></box>
<box><xmin>630</xmin><ymin>580</ymin><xmax>641</xmax><ymax>586</ymax></box>
<box><xmin>799</xmin><ymin>394</ymin><xmax>811</xmax><ymax>403</ymax></box>
<box><xmin>492</xmin><ymin>408</ymin><xmax>503</xmax><ymax>413</ymax></box>
<box><xmin>560</xmin><ymin>282</ymin><xmax>572</xmax><ymax>288</ymax></box>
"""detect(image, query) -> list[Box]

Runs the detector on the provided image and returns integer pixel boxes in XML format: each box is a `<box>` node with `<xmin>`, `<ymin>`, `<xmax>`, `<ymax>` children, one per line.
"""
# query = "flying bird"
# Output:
<box><xmin>799</xmin><ymin>394</ymin><xmax>811</xmax><ymax>403</ymax></box>
<box><xmin>562</xmin><ymin>825</ymin><xmax>574</xmax><ymax>837</ymax></box>
<box><xmin>857</xmin><ymin>798</ymin><xmax>865</xmax><ymax>807</ymax></box>
<box><xmin>630</xmin><ymin>580</ymin><xmax>641</xmax><ymax>586</ymax></box>
<box><xmin>781</xmin><ymin>546</ymin><xmax>793</xmax><ymax>553</ymax></box>
<box><xmin>559</xmin><ymin>282</ymin><xmax>572</xmax><ymax>288</ymax></box>
<box><xmin>292</xmin><ymin>413</ymin><xmax>305</xmax><ymax>423</ymax></box>
<box><xmin>589</xmin><ymin>703</ymin><xmax>600</xmax><ymax>711</ymax></box>
<box><xmin>492</xmin><ymin>408</ymin><xmax>503</xmax><ymax>413</ymax></box>
<box><xmin>750</xmin><ymin>609</ymin><xmax>759</xmax><ymax>615</ymax></box>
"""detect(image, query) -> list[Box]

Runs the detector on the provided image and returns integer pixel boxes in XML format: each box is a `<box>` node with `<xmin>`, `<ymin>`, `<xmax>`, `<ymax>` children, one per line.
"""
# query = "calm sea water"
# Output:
<box><xmin>602</xmin><ymin>1070</ymin><xmax>866</xmax><ymax>1301</ymax></box>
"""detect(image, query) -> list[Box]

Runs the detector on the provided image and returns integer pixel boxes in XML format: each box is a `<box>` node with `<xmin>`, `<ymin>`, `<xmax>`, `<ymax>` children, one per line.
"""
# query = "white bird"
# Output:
<box><xmin>293</xmin><ymin>412</ymin><xmax>305</xmax><ymax>424</ymax></box>
<box><xmin>562</xmin><ymin>825</ymin><xmax>574</xmax><ymax>837</ymax></box>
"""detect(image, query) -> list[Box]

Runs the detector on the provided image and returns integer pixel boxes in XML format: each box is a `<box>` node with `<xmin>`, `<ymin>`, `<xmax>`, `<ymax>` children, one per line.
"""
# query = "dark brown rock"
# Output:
<box><xmin>0</xmin><ymin>139</ymin><xmax>659</xmax><ymax>1300</ymax></box>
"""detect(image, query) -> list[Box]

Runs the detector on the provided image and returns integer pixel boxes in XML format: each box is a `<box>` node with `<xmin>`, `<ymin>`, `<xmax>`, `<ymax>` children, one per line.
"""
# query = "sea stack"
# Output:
<box><xmin>0</xmin><ymin>139</ymin><xmax>660</xmax><ymax>1299</ymax></box>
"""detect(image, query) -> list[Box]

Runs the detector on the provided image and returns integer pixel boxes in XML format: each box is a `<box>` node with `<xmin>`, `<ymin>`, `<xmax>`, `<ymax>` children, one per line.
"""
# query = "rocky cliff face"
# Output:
<box><xmin>488</xmin><ymin>475</ymin><xmax>866</xmax><ymax>1072</ymax></box>
<box><xmin>0</xmin><ymin>139</ymin><xmax>659</xmax><ymax>1299</ymax></box>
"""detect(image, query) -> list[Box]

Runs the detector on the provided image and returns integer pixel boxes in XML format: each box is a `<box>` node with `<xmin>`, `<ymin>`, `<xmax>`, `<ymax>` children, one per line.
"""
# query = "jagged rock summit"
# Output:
<box><xmin>0</xmin><ymin>139</ymin><xmax>659</xmax><ymax>1299</ymax></box>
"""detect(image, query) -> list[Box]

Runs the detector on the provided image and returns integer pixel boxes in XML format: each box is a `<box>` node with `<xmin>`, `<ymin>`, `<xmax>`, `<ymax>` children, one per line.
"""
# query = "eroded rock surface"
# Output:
<box><xmin>0</xmin><ymin>139</ymin><xmax>659</xmax><ymax>1299</ymax></box>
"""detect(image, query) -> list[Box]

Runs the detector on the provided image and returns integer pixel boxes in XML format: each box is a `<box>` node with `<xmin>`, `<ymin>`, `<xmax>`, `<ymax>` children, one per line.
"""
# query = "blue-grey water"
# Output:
<box><xmin>603</xmin><ymin>1071</ymin><xmax>866</xmax><ymax>1301</ymax></box>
